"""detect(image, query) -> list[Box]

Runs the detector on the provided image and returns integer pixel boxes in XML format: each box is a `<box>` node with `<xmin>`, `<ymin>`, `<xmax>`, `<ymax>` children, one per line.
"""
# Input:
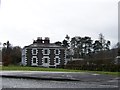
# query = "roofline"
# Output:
<box><xmin>22</xmin><ymin>44</ymin><xmax>66</xmax><ymax>49</ymax></box>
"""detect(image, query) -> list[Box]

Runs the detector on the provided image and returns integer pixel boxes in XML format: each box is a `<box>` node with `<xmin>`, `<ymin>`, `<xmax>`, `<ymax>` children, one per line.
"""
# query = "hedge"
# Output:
<box><xmin>65</xmin><ymin>60</ymin><xmax>120</xmax><ymax>72</ymax></box>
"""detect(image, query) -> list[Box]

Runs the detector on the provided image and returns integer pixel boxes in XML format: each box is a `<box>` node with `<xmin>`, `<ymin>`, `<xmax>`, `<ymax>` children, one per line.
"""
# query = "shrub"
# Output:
<box><xmin>65</xmin><ymin>60</ymin><xmax>120</xmax><ymax>72</ymax></box>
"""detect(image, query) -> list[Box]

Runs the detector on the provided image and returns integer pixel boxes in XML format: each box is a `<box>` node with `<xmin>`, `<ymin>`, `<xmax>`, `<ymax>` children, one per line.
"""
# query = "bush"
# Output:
<box><xmin>65</xmin><ymin>60</ymin><xmax>120</xmax><ymax>72</ymax></box>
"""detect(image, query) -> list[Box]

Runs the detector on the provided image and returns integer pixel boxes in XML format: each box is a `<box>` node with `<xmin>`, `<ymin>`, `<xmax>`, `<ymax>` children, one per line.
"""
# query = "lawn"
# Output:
<box><xmin>0</xmin><ymin>65</ymin><xmax>120</xmax><ymax>76</ymax></box>
<box><xmin>0</xmin><ymin>65</ymin><xmax>82</xmax><ymax>72</ymax></box>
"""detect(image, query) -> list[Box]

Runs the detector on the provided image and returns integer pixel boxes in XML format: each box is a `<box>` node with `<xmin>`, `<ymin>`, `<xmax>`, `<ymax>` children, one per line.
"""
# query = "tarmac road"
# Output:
<box><xmin>0</xmin><ymin>71</ymin><xmax>120</xmax><ymax>89</ymax></box>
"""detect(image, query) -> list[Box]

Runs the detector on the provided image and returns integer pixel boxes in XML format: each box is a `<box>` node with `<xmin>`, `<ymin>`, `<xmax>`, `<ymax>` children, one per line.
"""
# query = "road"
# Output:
<box><xmin>2</xmin><ymin>77</ymin><xmax>119</xmax><ymax>88</ymax></box>
<box><xmin>0</xmin><ymin>71</ymin><xmax>120</xmax><ymax>89</ymax></box>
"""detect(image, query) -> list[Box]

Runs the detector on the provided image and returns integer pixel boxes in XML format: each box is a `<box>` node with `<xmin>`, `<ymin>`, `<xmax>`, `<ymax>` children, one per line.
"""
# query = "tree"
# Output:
<box><xmin>92</xmin><ymin>40</ymin><xmax>102</xmax><ymax>53</ymax></box>
<box><xmin>70</xmin><ymin>36</ymin><xmax>93</xmax><ymax>58</ymax></box>
<box><xmin>2</xmin><ymin>41</ymin><xmax>12</xmax><ymax>66</ymax></box>
<box><xmin>71</xmin><ymin>36</ymin><xmax>82</xmax><ymax>58</ymax></box>
<box><xmin>62</xmin><ymin>35</ymin><xmax>71</xmax><ymax>59</ymax></box>
<box><xmin>63</xmin><ymin>34</ymin><xmax>111</xmax><ymax>60</ymax></box>
<box><xmin>62</xmin><ymin>35</ymin><xmax>70</xmax><ymax>48</ymax></box>
<box><xmin>62</xmin><ymin>39</ymin><xmax>69</xmax><ymax>48</ymax></box>
<box><xmin>99</xmin><ymin>33</ymin><xmax>105</xmax><ymax>50</ymax></box>
<box><xmin>55</xmin><ymin>41</ymin><xmax>62</xmax><ymax>46</ymax></box>
<box><xmin>98</xmin><ymin>33</ymin><xmax>111</xmax><ymax>51</ymax></box>
<box><xmin>2</xmin><ymin>41</ymin><xmax>22</xmax><ymax>66</ymax></box>
<box><xmin>65</xmin><ymin>34</ymin><xmax>70</xmax><ymax>41</ymax></box>
<box><xmin>82</xmin><ymin>36</ymin><xmax>93</xmax><ymax>56</ymax></box>
<box><xmin>104</xmin><ymin>40</ymin><xmax>111</xmax><ymax>50</ymax></box>
<box><xmin>11</xmin><ymin>46</ymin><xmax>21</xmax><ymax>65</ymax></box>
<box><xmin>92</xmin><ymin>34</ymin><xmax>111</xmax><ymax>53</ymax></box>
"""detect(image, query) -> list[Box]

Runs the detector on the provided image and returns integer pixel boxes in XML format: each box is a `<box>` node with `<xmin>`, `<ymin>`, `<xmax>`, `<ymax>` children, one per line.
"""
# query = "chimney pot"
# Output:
<box><xmin>44</xmin><ymin>37</ymin><xmax>50</xmax><ymax>44</ymax></box>
<box><xmin>37</xmin><ymin>37</ymin><xmax>43</xmax><ymax>44</ymax></box>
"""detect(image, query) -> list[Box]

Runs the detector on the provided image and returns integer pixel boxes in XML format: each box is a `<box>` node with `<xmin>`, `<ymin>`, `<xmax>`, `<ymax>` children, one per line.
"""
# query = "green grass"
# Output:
<box><xmin>0</xmin><ymin>65</ymin><xmax>81</xmax><ymax>72</ymax></box>
<box><xmin>88</xmin><ymin>71</ymin><xmax>120</xmax><ymax>76</ymax></box>
<box><xmin>0</xmin><ymin>65</ymin><xmax>119</xmax><ymax>76</ymax></box>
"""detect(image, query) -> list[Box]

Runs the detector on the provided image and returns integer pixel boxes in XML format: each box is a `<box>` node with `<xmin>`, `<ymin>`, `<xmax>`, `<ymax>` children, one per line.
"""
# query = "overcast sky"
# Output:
<box><xmin>0</xmin><ymin>0</ymin><xmax>119</xmax><ymax>48</ymax></box>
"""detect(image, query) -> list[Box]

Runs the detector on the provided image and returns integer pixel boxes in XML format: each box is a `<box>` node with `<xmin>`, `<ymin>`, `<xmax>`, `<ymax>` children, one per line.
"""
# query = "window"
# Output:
<box><xmin>43</xmin><ymin>57</ymin><xmax>49</xmax><ymax>64</ymax></box>
<box><xmin>54</xmin><ymin>56</ymin><xmax>60</xmax><ymax>64</ymax></box>
<box><xmin>32</xmin><ymin>56</ymin><xmax>37</xmax><ymax>64</ymax></box>
<box><xmin>44</xmin><ymin>58</ymin><xmax>48</xmax><ymax>63</ymax></box>
<box><xmin>56</xmin><ymin>58</ymin><xmax>59</xmax><ymax>63</ymax></box>
<box><xmin>32</xmin><ymin>56</ymin><xmax>38</xmax><ymax>66</ymax></box>
<box><xmin>56</xmin><ymin>50</ymin><xmax>59</xmax><ymax>54</ymax></box>
<box><xmin>33</xmin><ymin>58</ymin><xmax>36</xmax><ymax>63</ymax></box>
<box><xmin>45</xmin><ymin>50</ymin><xmax>48</xmax><ymax>54</ymax></box>
<box><xmin>54</xmin><ymin>49</ymin><xmax>60</xmax><ymax>55</ymax></box>
<box><xmin>32</xmin><ymin>48</ymin><xmax>38</xmax><ymax>55</ymax></box>
<box><xmin>33</xmin><ymin>50</ymin><xmax>37</xmax><ymax>54</ymax></box>
<box><xmin>43</xmin><ymin>49</ymin><xmax>50</xmax><ymax>55</ymax></box>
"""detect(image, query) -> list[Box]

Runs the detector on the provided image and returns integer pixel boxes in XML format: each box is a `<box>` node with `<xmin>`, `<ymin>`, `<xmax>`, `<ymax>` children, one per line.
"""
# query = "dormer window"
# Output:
<box><xmin>32</xmin><ymin>48</ymin><xmax>38</xmax><ymax>55</ymax></box>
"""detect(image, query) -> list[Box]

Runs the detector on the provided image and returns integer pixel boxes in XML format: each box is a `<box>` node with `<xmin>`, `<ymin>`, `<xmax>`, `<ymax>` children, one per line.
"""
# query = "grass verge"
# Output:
<box><xmin>0</xmin><ymin>65</ymin><xmax>120</xmax><ymax>76</ymax></box>
<box><xmin>0</xmin><ymin>65</ymin><xmax>82</xmax><ymax>72</ymax></box>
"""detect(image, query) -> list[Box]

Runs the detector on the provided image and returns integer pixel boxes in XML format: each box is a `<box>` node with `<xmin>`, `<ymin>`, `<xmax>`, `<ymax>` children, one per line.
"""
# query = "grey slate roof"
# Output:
<box><xmin>24</xmin><ymin>43</ymin><xmax>65</xmax><ymax>49</ymax></box>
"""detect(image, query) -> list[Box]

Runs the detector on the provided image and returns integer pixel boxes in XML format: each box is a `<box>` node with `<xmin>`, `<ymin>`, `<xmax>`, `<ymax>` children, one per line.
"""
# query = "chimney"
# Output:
<box><xmin>33</xmin><ymin>40</ymin><xmax>37</xmax><ymax>44</ymax></box>
<box><xmin>44</xmin><ymin>37</ymin><xmax>50</xmax><ymax>44</ymax></box>
<box><xmin>36</xmin><ymin>37</ymin><xmax>43</xmax><ymax>44</ymax></box>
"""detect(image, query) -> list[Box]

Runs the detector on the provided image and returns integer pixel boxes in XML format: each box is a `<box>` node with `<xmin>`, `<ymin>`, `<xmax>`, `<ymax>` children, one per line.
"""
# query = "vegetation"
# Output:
<box><xmin>2</xmin><ymin>41</ymin><xmax>21</xmax><ymax>66</ymax></box>
<box><xmin>58</xmin><ymin>33</ymin><xmax>111</xmax><ymax>59</ymax></box>
<box><xmin>65</xmin><ymin>60</ymin><xmax>120</xmax><ymax>72</ymax></box>
<box><xmin>1</xmin><ymin>65</ymin><xmax>82</xmax><ymax>72</ymax></box>
<box><xmin>1</xmin><ymin>65</ymin><xmax>119</xmax><ymax>76</ymax></box>
<box><xmin>89</xmin><ymin>71</ymin><xmax>120</xmax><ymax>76</ymax></box>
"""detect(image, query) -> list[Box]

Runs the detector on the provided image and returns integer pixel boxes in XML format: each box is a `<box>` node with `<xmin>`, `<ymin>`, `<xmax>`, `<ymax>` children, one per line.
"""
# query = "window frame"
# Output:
<box><xmin>33</xmin><ymin>58</ymin><xmax>37</xmax><ymax>63</ymax></box>
<box><xmin>32</xmin><ymin>48</ymin><xmax>38</xmax><ymax>55</ymax></box>
<box><xmin>43</xmin><ymin>49</ymin><xmax>50</xmax><ymax>55</ymax></box>
<box><xmin>54</xmin><ymin>49</ymin><xmax>60</xmax><ymax>55</ymax></box>
<box><xmin>31</xmin><ymin>56</ymin><xmax>38</xmax><ymax>66</ymax></box>
<box><xmin>56</xmin><ymin>58</ymin><xmax>59</xmax><ymax>63</ymax></box>
<box><xmin>44</xmin><ymin>58</ymin><xmax>48</xmax><ymax>63</ymax></box>
<box><xmin>54</xmin><ymin>56</ymin><xmax>60</xmax><ymax>64</ymax></box>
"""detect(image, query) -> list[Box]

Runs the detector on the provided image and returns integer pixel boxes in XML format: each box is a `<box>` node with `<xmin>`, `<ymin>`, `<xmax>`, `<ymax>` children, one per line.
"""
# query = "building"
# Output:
<box><xmin>21</xmin><ymin>37</ymin><xmax>67</xmax><ymax>68</ymax></box>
